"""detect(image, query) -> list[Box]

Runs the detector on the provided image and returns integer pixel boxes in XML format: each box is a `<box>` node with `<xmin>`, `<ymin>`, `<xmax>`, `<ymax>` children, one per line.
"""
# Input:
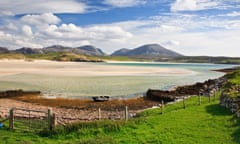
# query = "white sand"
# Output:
<box><xmin>0</xmin><ymin>59</ymin><xmax>194</xmax><ymax>77</ymax></box>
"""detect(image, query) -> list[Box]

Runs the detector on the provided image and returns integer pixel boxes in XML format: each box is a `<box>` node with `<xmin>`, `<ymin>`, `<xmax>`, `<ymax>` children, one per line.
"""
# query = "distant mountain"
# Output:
<box><xmin>111</xmin><ymin>48</ymin><xmax>130</xmax><ymax>56</ymax></box>
<box><xmin>8</xmin><ymin>45</ymin><xmax>106</xmax><ymax>56</ymax></box>
<box><xmin>43</xmin><ymin>45</ymin><xmax>72</xmax><ymax>53</ymax></box>
<box><xmin>14</xmin><ymin>47</ymin><xmax>44</xmax><ymax>54</ymax></box>
<box><xmin>73</xmin><ymin>45</ymin><xmax>106</xmax><ymax>56</ymax></box>
<box><xmin>111</xmin><ymin>44</ymin><xmax>183</xmax><ymax>57</ymax></box>
<box><xmin>0</xmin><ymin>47</ymin><xmax>9</xmax><ymax>53</ymax></box>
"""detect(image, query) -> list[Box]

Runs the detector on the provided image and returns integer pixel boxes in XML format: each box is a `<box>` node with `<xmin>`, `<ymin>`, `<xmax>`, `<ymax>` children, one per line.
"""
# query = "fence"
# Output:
<box><xmin>55</xmin><ymin>106</ymin><xmax>130</xmax><ymax>126</ymax></box>
<box><xmin>5</xmin><ymin>90</ymin><xmax>219</xmax><ymax>132</ymax></box>
<box><xmin>6</xmin><ymin>106</ymin><xmax>130</xmax><ymax>131</ymax></box>
<box><xmin>160</xmin><ymin>90</ymin><xmax>219</xmax><ymax>114</ymax></box>
<box><xmin>8</xmin><ymin>108</ymin><xmax>55</xmax><ymax>132</ymax></box>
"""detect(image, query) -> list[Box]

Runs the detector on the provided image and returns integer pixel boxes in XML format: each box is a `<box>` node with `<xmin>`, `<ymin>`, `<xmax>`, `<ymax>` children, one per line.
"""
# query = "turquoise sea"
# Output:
<box><xmin>0</xmin><ymin>62</ymin><xmax>235</xmax><ymax>98</ymax></box>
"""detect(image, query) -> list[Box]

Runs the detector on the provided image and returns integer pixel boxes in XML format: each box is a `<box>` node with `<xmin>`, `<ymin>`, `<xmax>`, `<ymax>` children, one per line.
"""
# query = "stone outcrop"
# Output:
<box><xmin>146</xmin><ymin>76</ymin><xmax>227</xmax><ymax>102</ymax></box>
<box><xmin>0</xmin><ymin>90</ymin><xmax>41</xmax><ymax>98</ymax></box>
<box><xmin>220</xmin><ymin>84</ymin><xmax>240</xmax><ymax>117</ymax></box>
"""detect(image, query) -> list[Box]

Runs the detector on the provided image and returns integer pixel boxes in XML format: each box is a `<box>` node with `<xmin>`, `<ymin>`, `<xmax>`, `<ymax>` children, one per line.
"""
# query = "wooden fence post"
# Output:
<box><xmin>183</xmin><ymin>97</ymin><xmax>186</xmax><ymax>109</ymax></box>
<box><xmin>52</xmin><ymin>113</ymin><xmax>56</xmax><ymax>130</ymax></box>
<box><xmin>198</xmin><ymin>94</ymin><xmax>201</xmax><ymax>105</ymax></box>
<box><xmin>48</xmin><ymin>108</ymin><xmax>53</xmax><ymax>131</ymax></box>
<box><xmin>208</xmin><ymin>95</ymin><xmax>211</xmax><ymax>103</ymax></box>
<box><xmin>213</xmin><ymin>91</ymin><xmax>216</xmax><ymax>101</ymax></box>
<box><xmin>124</xmin><ymin>106</ymin><xmax>128</xmax><ymax>121</ymax></box>
<box><xmin>161</xmin><ymin>100</ymin><xmax>164</xmax><ymax>114</ymax></box>
<box><xmin>98</xmin><ymin>108</ymin><xmax>101</xmax><ymax>120</ymax></box>
<box><xmin>9</xmin><ymin>108</ymin><xmax>14</xmax><ymax>130</ymax></box>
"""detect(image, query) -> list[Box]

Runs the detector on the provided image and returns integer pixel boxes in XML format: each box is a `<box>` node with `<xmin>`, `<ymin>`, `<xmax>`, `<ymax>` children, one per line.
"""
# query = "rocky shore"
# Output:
<box><xmin>146</xmin><ymin>76</ymin><xmax>227</xmax><ymax>102</ymax></box>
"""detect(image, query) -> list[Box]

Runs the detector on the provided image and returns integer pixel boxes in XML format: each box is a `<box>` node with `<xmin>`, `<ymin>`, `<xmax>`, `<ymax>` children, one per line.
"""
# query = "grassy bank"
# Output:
<box><xmin>0</xmin><ymin>53</ymin><xmax>139</xmax><ymax>62</ymax></box>
<box><xmin>1</xmin><ymin>95</ymin><xmax>240</xmax><ymax>144</ymax></box>
<box><xmin>2</xmin><ymin>53</ymin><xmax>240</xmax><ymax>64</ymax></box>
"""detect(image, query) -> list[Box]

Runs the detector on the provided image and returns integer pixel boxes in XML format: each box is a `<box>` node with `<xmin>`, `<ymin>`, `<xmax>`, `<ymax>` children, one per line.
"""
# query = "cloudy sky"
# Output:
<box><xmin>0</xmin><ymin>0</ymin><xmax>240</xmax><ymax>56</ymax></box>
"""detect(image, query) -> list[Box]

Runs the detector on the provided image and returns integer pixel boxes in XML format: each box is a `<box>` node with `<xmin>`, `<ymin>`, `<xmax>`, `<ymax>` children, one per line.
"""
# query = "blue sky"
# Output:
<box><xmin>0</xmin><ymin>0</ymin><xmax>240</xmax><ymax>56</ymax></box>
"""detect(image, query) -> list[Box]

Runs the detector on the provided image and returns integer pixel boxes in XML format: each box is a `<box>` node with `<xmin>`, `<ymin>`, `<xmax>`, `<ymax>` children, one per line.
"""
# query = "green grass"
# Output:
<box><xmin>0</xmin><ymin>53</ymin><xmax>26</xmax><ymax>59</ymax></box>
<box><xmin>1</xmin><ymin>95</ymin><xmax>240</xmax><ymax>144</ymax></box>
<box><xmin>0</xmin><ymin>52</ymin><xmax>137</xmax><ymax>62</ymax></box>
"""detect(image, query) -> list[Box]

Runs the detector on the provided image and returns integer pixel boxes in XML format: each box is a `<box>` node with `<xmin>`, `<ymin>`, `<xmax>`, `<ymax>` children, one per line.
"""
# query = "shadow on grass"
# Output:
<box><xmin>231</xmin><ymin>117</ymin><xmax>240</xmax><ymax>143</ymax></box>
<box><xmin>206</xmin><ymin>104</ymin><xmax>240</xmax><ymax>144</ymax></box>
<box><xmin>205</xmin><ymin>104</ymin><xmax>232</xmax><ymax>116</ymax></box>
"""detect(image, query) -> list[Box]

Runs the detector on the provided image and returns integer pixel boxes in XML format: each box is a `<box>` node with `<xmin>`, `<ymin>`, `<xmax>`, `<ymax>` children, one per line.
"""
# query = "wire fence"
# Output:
<box><xmin>9</xmin><ymin>108</ymin><xmax>49</xmax><ymax>132</ymax></box>
<box><xmin>2</xmin><ymin>90</ymin><xmax>223</xmax><ymax>132</ymax></box>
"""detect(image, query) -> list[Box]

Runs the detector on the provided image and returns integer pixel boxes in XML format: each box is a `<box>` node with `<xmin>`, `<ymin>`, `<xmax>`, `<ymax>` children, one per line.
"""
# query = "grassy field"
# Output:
<box><xmin>1</xmin><ymin>95</ymin><xmax>240</xmax><ymax>144</ymax></box>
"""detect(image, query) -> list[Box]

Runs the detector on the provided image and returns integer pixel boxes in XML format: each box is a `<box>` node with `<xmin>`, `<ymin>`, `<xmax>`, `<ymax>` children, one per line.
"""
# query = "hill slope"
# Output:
<box><xmin>112</xmin><ymin>44</ymin><xmax>183</xmax><ymax>57</ymax></box>
<box><xmin>73</xmin><ymin>45</ymin><xmax>106</xmax><ymax>56</ymax></box>
<box><xmin>0</xmin><ymin>47</ymin><xmax>9</xmax><ymax>53</ymax></box>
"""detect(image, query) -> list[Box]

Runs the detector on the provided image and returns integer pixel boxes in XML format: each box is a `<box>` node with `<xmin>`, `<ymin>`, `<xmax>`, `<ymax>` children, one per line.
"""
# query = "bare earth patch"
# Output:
<box><xmin>0</xmin><ymin>95</ymin><xmax>159</xmax><ymax>124</ymax></box>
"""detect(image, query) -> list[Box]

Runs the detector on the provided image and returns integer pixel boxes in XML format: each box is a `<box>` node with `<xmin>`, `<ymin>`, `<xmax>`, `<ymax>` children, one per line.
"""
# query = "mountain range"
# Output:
<box><xmin>0</xmin><ymin>44</ymin><xmax>183</xmax><ymax>57</ymax></box>
<box><xmin>111</xmin><ymin>44</ymin><xmax>182</xmax><ymax>57</ymax></box>
<box><xmin>2</xmin><ymin>45</ymin><xmax>106</xmax><ymax>56</ymax></box>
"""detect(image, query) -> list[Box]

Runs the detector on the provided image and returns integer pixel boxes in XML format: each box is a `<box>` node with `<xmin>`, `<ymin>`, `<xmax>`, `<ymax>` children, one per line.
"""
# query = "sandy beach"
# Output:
<box><xmin>0</xmin><ymin>59</ymin><xmax>194</xmax><ymax>77</ymax></box>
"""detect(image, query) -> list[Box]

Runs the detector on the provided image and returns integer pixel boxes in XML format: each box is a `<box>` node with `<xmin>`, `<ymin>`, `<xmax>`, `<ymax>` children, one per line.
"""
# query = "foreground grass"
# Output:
<box><xmin>1</xmin><ymin>96</ymin><xmax>240</xmax><ymax>144</ymax></box>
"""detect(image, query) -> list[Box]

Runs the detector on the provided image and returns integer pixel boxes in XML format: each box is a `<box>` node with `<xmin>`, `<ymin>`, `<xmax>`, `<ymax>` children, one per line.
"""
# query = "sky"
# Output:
<box><xmin>0</xmin><ymin>0</ymin><xmax>240</xmax><ymax>56</ymax></box>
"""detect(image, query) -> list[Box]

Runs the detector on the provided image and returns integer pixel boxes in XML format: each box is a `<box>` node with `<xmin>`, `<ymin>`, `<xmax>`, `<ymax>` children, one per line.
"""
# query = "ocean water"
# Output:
<box><xmin>0</xmin><ymin>62</ymin><xmax>235</xmax><ymax>98</ymax></box>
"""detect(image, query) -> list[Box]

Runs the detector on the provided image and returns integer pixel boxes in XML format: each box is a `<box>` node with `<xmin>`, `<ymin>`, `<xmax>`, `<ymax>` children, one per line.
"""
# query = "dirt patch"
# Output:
<box><xmin>10</xmin><ymin>94</ymin><xmax>159</xmax><ymax>111</ymax></box>
<box><xmin>0</xmin><ymin>94</ymin><xmax>159</xmax><ymax>124</ymax></box>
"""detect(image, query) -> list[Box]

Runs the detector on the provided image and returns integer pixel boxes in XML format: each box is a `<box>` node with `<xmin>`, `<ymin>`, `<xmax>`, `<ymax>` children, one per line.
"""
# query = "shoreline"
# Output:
<box><xmin>0</xmin><ymin>66</ymin><xmax>233</xmax><ymax>124</ymax></box>
<box><xmin>0</xmin><ymin>59</ymin><xmax>232</xmax><ymax>100</ymax></box>
<box><xmin>0</xmin><ymin>60</ymin><xmax>235</xmax><ymax>123</ymax></box>
<box><xmin>0</xmin><ymin>59</ymin><xmax>193</xmax><ymax>77</ymax></box>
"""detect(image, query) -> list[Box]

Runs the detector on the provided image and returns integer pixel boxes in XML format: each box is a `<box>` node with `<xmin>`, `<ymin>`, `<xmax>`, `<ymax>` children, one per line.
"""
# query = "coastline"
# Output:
<box><xmin>0</xmin><ymin>59</ymin><xmax>230</xmax><ymax>98</ymax></box>
<box><xmin>0</xmin><ymin>65</ymin><xmax>235</xmax><ymax>124</ymax></box>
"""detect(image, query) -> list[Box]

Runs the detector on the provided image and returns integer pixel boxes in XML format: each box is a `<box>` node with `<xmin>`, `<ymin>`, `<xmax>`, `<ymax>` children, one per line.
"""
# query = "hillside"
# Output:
<box><xmin>73</xmin><ymin>45</ymin><xmax>106</xmax><ymax>56</ymax></box>
<box><xmin>112</xmin><ymin>44</ymin><xmax>183</xmax><ymax>57</ymax></box>
<box><xmin>0</xmin><ymin>47</ymin><xmax>9</xmax><ymax>53</ymax></box>
<box><xmin>0</xmin><ymin>45</ymin><xmax>106</xmax><ymax>56</ymax></box>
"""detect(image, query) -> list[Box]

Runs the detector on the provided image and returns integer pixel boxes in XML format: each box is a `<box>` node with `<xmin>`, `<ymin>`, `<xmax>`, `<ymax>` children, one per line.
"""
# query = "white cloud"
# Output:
<box><xmin>0</xmin><ymin>30</ymin><xmax>42</xmax><ymax>48</ymax></box>
<box><xmin>0</xmin><ymin>0</ymin><xmax>86</xmax><ymax>15</ymax></box>
<box><xmin>171</xmin><ymin>0</ymin><xmax>218</xmax><ymax>12</ymax></box>
<box><xmin>103</xmin><ymin>0</ymin><xmax>146</xmax><ymax>7</ymax></box>
<box><xmin>36</xmin><ymin>23</ymin><xmax>133</xmax><ymax>42</ymax></box>
<box><xmin>22</xmin><ymin>25</ymin><xmax>32</xmax><ymax>37</ymax></box>
<box><xmin>21</xmin><ymin>13</ymin><xmax>61</xmax><ymax>26</ymax></box>
<box><xmin>0</xmin><ymin>5</ymin><xmax>240</xmax><ymax>56</ymax></box>
<box><xmin>224</xmin><ymin>20</ymin><xmax>240</xmax><ymax>30</ymax></box>
<box><xmin>0</xmin><ymin>10</ymin><xmax>14</xmax><ymax>16</ymax></box>
<box><xmin>220</xmin><ymin>11</ymin><xmax>240</xmax><ymax>17</ymax></box>
<box><xmin>3</xmin><ymin>23</ymin><xmax>18</xmax><ymax>31</ymax></box>
<box><xmin>0</xmin><ymin>13</ymin><xmax>133</xmax><ymax>50</ymax></box>
<box><xmin>91</xmin><ymin>12</ymin><xmax>240</xmax><ymax>56</ymax></box>
<box><xmin>162</xmin><ymin>40</ymin><xmax>180</xmax><ymax>47</ymax></box>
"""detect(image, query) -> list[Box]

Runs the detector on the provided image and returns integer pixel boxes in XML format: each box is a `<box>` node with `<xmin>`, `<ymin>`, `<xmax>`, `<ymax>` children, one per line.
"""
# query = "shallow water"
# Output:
<box><xmin>0</xmin><ymin>62</ymin><xmax>234</xmax><ymax>98</ymax></box>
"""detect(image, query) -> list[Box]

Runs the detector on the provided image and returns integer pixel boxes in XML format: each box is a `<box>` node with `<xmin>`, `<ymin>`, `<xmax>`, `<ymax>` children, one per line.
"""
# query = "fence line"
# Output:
<box><xmin>8</xmin><ymin>108</ymin><xmax>53</xmax><ymax>132</ymax></box>
<box><xmin>4</xmin><ymin>90</ymin><xmax>220</xmax><ymax>132</ymax></box>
